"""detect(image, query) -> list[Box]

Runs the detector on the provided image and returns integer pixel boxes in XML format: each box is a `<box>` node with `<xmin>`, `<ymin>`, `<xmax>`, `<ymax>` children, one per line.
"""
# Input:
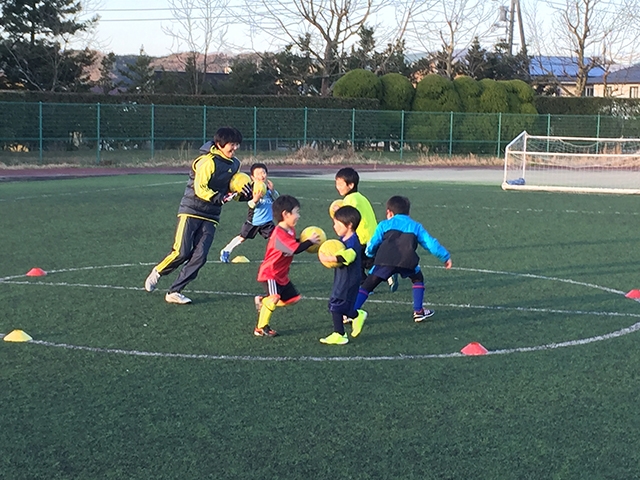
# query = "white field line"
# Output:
<box><xmin>1</xmin><ymin>263</ymin><xmax>639</xmax><ymax>361</ymax></box>
<box><xmin>294</xmin><ymin>196</ymin><xmax>639</xmax><ymax>217</ymax></box>
<box><xmin>1</xmin><ymin>185</ymin><xmax>636</xmax><ymax>217</ymax></box>
<box><xmin>0</xmin><ymin>181</ymin><xmax>184</xmax><ymax>202</ymax></box>
<box><xmin>2</xmin><ymin>279</ymin><xmax>638</xmax><ymax>320</ymax></box>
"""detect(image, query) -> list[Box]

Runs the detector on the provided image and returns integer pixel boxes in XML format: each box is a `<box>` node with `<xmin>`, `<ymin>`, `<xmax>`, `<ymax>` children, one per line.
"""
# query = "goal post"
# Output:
<box><xmin>502</xmin><ymin>131</ymin><xmax>640</xmax><ymax>194</ymax></box>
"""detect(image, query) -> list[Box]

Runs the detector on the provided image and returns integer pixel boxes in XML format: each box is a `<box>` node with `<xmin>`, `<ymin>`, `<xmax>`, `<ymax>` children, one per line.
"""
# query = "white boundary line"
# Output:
<box><xmin>1</xmin><ymin>263</ymin><xmax>639</xmax><ymax>361</ymax></box>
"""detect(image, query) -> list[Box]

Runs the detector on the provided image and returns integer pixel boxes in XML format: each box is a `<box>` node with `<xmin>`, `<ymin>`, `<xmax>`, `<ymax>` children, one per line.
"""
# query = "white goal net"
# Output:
<box><xmin>503</xmin><ymin>131</ymin><xmax>640</xmax><ymax>194</ymax></box>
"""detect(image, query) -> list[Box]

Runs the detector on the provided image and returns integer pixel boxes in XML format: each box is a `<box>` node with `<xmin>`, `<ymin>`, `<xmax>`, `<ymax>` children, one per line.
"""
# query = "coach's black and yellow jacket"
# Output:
<box><xmin>177</xmin><ymin>147</ymin><xmax>241</xmax><ymax>223</ymax></box>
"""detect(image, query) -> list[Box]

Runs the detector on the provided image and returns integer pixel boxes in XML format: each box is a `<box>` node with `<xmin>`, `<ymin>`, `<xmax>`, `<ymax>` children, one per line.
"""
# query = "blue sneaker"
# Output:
<box><xmin>220</xmin><ymin>250</ymin><xmax>230</xmax><ymax>263</ymax></box>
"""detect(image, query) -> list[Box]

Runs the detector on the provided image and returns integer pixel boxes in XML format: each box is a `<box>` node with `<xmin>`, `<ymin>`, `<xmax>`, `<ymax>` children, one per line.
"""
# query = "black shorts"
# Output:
<box><xmin>260</xmin><ymin>280</ymin><xmax>300</xmax><ymax>302</ymax></box>
<box><xmin>240</xmin><ymin>221</ymin><xmax>275</xmax><ymax>240</ymax></box>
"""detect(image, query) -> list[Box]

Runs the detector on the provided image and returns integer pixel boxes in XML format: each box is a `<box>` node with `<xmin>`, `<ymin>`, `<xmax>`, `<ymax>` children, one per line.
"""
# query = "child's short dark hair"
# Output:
<box><xmin>335</xmin><ymin>167</ymin><xmax>360</xmax><ymax>192</ymax></box>
<box><xmin>250</xmin><ymin>162</ymin><xmax>268</xmax><ymax>175</ymax></box>
<box><xmin>333</xmin><ymin>205</ymin><xmax>361</xmax><ymax>231</ymax></box>
<box><xmin>214</xmin><ymin>127</ymin><xmax>243</xmax><ymax>147</ymax></box>
<box><xmin>272</xmin><ymin>194</ymin><xmax>300</xmax><ymax>222</ymax></box>
<box><xmin>387</xmin><ymin>195</ymin><xmax>411</xmax><ymax>215</ymax></box>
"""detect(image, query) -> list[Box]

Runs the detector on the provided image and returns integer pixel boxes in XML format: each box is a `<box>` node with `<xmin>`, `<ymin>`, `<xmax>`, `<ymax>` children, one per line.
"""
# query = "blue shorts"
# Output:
<box><xmin>328</xmin><ymin>298</ymin><xmax>356</xmax><ymax>315</ymax></box>
<box><xmin>370</xmin><ymin>265</ymin><xmax>419</xmax><ymax>280</ymax></box>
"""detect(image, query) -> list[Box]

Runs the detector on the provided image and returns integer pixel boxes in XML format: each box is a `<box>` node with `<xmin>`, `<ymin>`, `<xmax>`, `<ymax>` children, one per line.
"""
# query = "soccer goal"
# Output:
<box><xmin>503</xmin><ymin>131</ymin><xmax>640</xmax><ymax>194</ymax></box>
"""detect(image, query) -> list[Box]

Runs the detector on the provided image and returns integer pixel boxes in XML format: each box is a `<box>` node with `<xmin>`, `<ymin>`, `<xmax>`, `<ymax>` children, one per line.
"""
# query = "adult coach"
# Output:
<box><xmin>144</xmin><ymin>127</ymin><xmax>251</xmax><ymax>304</ymax></box>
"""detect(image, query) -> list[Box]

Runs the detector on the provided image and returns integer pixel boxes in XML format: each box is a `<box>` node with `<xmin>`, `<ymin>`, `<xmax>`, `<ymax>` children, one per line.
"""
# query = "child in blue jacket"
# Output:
<box><xmin>352</xmin><ymin>195</ymin><xmax>452</xmax><ymax>326</ymax></box>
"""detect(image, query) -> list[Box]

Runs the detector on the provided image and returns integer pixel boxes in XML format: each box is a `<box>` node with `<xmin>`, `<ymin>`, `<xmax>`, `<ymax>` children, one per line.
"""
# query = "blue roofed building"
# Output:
<box><xmin>529</xmin><ymin>55</ymin><xmax>607</xmax><ymax>96</ymax></box>
<box><xmin>594</xmin><ymin>64</ymin><xmax>640</xmax><ymax>98</ymax></box>
<box><xmin>529</xmin><ymin>55</ymin><xmax>640</xmax><ymax>98</ymax></box>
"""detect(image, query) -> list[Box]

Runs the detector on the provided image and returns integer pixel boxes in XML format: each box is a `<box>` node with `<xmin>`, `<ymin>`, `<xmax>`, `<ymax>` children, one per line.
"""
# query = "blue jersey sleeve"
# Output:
<box><xmin>365</xmin><ymin>223</ymin><xmax>385</xmax><ymax>258</ymax></box>
<box><xmin>416</xmin><ymin>224</ymin><xmax>450</xmax><ymax>263</ymax></box>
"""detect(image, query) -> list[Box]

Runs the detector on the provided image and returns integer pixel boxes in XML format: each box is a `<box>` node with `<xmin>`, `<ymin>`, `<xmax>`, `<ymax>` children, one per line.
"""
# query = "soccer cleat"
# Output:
<box><xmin>350</xmin><ymin>309</ymin><xmax>368</xmax><ymax>338</ymax></box>
<box><xmin>220</xmin><ymin>250</ymin><xmax>230</xmax><ymax>263</ymax></box>
<box><xmin>413</xmin><ymin>309</ymin><xmax>435</xmax><ymax>322</ymax></box>
<box><xmin>342</xmin><ymin>315</ymin><xmax>352</xmax><ymax>324</ymax></box>
<box><xmin>144</xmin><ymin>268</ymin><xmax>161</xmax><ymax>292</ymax></box>
<box><xmin>320</xmin><ymin>332</ymin><xmax>349</xmax><ymax>345</ymax></box>
<box><xmin>254</xmin><ymin>325</ymin><xmax>278</xmax><ymax>337</ymax></box>
<box><xmin>165</xmin><ymin>292</ymin><xmax>192</xmax><ymax>304</ymax></box>
<box><xmin>388</xmin><ymin>273</ymin><xmax>399</xmax><ymax>292</ymax></box>
<box><xmin>254</xmin><ymin>296</ymin><xmax>263</xmax><ymax>312</ymax></box>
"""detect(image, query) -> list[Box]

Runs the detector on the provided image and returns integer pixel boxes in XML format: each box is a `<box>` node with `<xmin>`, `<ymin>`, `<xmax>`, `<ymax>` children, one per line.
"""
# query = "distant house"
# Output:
<box><xmin>529</xmin><ymin>56</ymin><xmax>606</xmax><ymax>96</ymax></box>
<box><xmin>591</xmin><ymin>64</ymin><xmax>640</xmax><ymax>98</ymax></box>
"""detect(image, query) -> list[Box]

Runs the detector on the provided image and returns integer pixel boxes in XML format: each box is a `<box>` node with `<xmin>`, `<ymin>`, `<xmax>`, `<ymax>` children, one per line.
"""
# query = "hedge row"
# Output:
<box><xmin>0</xmin><ymin>91</ymin><xmax>380</xmax><ymax>110</ymax></box>
<box><xmin>534</xmin><ymin>96</ymin><xmax>640</xmax><ymax>116</ymax></box>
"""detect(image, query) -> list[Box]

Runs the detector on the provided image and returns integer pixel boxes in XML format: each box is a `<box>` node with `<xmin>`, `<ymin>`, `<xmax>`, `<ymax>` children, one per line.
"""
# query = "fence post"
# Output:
<box><xmin>496</xmin><ymin>112</ymin><xmax>502</xmax><ymax>156</ymax></box>
<box><xmin>96</xmin><ymin>102</ymin><xmax>101</xmax><ymax>164</ymax></box>
<box><xmin>449</xmin><ymin>111</ymin><xmax>454</xmax><ymax>156</ymax></box>
<box><xmin>253</xmin><ymin>106</ymin><xmax>257</xmax><ymax>157</ymax></box>
<box><xmin>546</xmin><ymin>113</ymin><xmax>551</xmax><ymax>136</ymax></box>
<box><xmin>150</xmin><ymin>104</ymin><xmax>155</xmax><ymax>161</ymax></box>
<box><xmin>202</xmin><ymin>105</ymin><xmax>207</xmax><ymax>145</ymax></box>
<box><xmin>303</xmin><ymin>107</ymin><xmax>308</xmax><ymax>146</ymax></box>
<box><xmin>351</xmin><ymin>108</ymin><xmax>356</xmax><ymax>146</ymax></box>
<box><xmin>400</xmin><ymin>110</ymin><xmax>405</xmax><ymax>161</ymax></box>
<box><xmin>38</xmin><ymin>102</ymin><xmax>43</xmax><ymax>163</ymax></box>
<box><xmin>596</xmin><ymin>113</ymin><xmax>601</xmax><ymax>154</ymax></box>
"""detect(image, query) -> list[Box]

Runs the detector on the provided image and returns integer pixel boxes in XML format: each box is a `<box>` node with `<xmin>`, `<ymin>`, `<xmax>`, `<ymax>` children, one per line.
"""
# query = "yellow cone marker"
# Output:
<box><xmin>231</xmin><ymin>255</ymin><xmax>250</xmax><ymax>263</ymax></box>
<box><xmin>3</xmin><ymin>330</ymin><xmax>33</xmax><ymax>342</ymax></box>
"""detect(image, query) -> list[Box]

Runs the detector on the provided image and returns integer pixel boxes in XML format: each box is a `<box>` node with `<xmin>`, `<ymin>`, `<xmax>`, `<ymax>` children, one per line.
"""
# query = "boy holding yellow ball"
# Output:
<box><xmin>220</xmin><ymin>163</ymin><xmax>279</xmax><ymax>263</ymax></box>
<box><xmin>318</xmin><ymin>205</ymin><xmax>368</xmax><ymax>345</ymax></box>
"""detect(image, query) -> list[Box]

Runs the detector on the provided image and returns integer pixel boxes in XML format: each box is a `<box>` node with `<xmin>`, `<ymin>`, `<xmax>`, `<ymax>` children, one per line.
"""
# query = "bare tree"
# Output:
<box><xmin>406</xmin><ymin>0</ymin><xmax>494</xmax><ymax>80</ymax></box>
<box><xmin>162</xmin><ymin>0</ymin><xmax>229</xmax><ymax>95</ymax></box>
<box><xmin>242</xmin><ymin>0</ymin><xmax>414</xmax><ymax>95</ymax></box>
<box><xmin>528</xmin><ymin>0</ymin><xmax>640</xmax><ymax>96</ymax></box>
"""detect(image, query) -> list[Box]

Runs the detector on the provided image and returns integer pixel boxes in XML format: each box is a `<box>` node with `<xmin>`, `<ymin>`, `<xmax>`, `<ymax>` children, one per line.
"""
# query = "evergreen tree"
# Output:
<box><xmin>485</xmin><ymin>42</ymin><xmax>530</xmax><ymax>81</ymax></box>
<box><xmin>97</xmin><ymin>52</ymin><xmax>117</xmax><ymax>94</ymax></box>
<box><xmin>462</xmin><ymin>37</ymin><xmax>489</xmax><ymax>80</ymax></box>
<box><xmin>0</xmin><ymin>0</ymin><xmax>97</xmax><ymax>91</ymax></box>
<box><xmin>118</xmin><ymin>47</ymin><xmax>156</xmax><ymax>93</ymax></box>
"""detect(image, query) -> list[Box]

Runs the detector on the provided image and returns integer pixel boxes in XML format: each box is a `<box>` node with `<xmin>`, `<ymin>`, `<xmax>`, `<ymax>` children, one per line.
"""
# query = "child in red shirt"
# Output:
<box><xmin>254</xmin><ymin>195</ymin><xmax>321</xmax><ymax>337</ymax></box>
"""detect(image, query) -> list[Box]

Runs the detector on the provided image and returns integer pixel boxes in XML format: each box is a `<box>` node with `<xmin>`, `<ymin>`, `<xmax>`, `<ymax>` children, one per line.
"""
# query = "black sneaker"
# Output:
<box><xmin>413</xmin><ymin>309</ymin><xmax>435</xmax><ymax>322</ymax></box>
<box><xmin>254</xmin><ymin>325</ymin><xmax>278</xmax><ymax>337</ymax></box>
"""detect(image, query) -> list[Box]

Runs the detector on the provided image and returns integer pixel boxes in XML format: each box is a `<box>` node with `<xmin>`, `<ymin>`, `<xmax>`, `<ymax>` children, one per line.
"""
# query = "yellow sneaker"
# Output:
<box><xmin>319</xmin><ymin>332</ymin><xmax>349</xmax><ymax>345</ymax></box>
<box><xmin>350</xmin><ymin>309</ymin><xmax>368</xmax><ymax>338</ymax></box>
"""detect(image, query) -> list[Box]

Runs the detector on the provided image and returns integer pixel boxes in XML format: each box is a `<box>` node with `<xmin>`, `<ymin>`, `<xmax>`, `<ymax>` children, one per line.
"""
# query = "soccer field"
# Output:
<box><xmin>1</xmin><ymin>173</ymin><xmax>640</xmax><ymax>479</ymax></box>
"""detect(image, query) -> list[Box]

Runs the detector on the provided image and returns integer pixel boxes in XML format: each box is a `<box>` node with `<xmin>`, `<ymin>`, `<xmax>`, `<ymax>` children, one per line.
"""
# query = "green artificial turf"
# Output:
<box><xmin>1</xmin><ymin>174</ymin><xmax>640</xmax><ymax>479</ymax></box>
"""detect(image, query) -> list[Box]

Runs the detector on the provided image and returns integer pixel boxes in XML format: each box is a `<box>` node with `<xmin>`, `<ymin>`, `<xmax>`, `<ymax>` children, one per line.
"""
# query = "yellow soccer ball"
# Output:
<box><xmin>229</xmin><ymin>172</ymin><xmax>251</xmax><ymax>194</ymax></box>
<box><xmin>328</xmin><ymin>199</ymin><xmax>344</xmax><ymax>219</ymax></box>
<box><xmin>318</xmin><ymin>239</ymin><xmax>346</xmax><ymax>268</ymax></box>
<box><xmin>253</xmin><ymin>180</ymin><xmax>267</xmax><ymax>197</ymax></box>
<box><xmin>299</xmin><ymin>226</ymin><xmax>327</xmax><ymax>253</ymax></box>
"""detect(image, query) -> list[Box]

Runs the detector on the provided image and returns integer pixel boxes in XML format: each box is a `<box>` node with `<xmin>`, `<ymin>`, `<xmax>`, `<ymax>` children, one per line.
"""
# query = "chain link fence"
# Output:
<box><xmin>1</xmin><ymin>101</ymin><xmax>640</xmax><ymax>165</ymax></box>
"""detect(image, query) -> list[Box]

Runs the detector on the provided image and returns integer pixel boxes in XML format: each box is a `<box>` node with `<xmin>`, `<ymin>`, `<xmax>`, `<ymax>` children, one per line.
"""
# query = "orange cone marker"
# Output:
<box><xmin>461</xmin><ymin>342</ymin><xmax>488</xmax><ymax>356</ymax></box>
<box><xmin>625</xmin><ymin>289</ymin><xmax>640</xmax><ymax>299</ymax></box>
<box><xmin>26</xmin><ymin>267</ymin><xmax>47</xmax><ymax>277</ymax></box>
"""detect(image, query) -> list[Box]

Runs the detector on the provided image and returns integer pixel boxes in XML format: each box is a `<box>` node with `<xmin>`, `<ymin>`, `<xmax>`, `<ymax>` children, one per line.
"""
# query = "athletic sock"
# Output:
<box><xmin>257</xmin><ymin>294</ymin><xmax>279</xmax><ymax>329</ymax></box>
<box><xmin>331</xmin><ymin>311</ymin><xmax>346</xmax><ymax>335</ymax></box>
<box><xmin>412</xmin><ymin>282</ymin><xmax>425</xmax><ymax>311</ymax></box>
<box><xmin>354</xmin><ymin>288</ymin><xmax>370</xmax><ymax>310</ymax></box>
<box><xmin>224</xmin><ymin>235</ymin><xmax>244</xmax><ymax>252</ymax></box>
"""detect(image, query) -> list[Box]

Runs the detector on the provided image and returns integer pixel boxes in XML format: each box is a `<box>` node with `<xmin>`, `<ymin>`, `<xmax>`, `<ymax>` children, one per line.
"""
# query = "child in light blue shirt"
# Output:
<box><xmin>220</xmin><ymin>163</ymin><xmax>279</xmax><ymax>262</ymax></box>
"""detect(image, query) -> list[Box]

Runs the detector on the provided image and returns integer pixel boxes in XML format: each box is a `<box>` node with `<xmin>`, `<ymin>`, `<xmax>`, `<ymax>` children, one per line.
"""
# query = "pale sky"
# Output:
<box><xmin>76</xmin><ymin>0</ymin><xmax>633</xmax><ymax>63</ymax></box>
<box><xmin>78</xmin><ymin>0</ymin><xmax>512</xmax><ymax>57</ymax></box>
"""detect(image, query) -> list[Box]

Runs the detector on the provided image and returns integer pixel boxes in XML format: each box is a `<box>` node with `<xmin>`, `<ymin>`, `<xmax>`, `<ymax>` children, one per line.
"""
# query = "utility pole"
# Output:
<box><xmin>506</xmin><ymin>0</ymin><xmax>526</xmax><ymax>55</ymax></box>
